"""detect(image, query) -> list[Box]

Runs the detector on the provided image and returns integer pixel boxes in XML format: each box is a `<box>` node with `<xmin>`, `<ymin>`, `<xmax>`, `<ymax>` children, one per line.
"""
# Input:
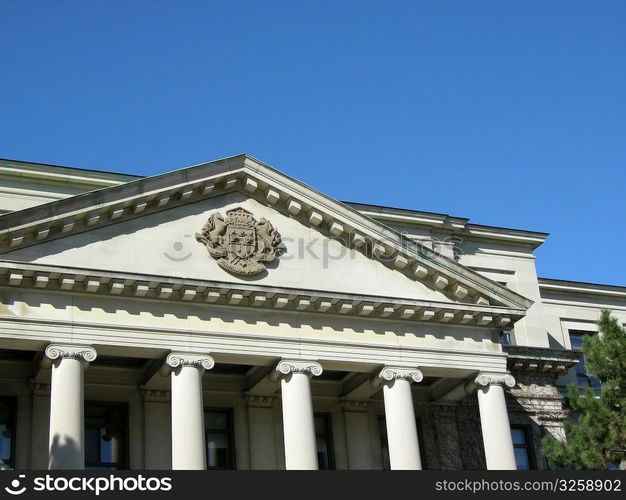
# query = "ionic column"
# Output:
<box><xmin>377</xmin><ymin>366</ymin><xmax>423</xmax><ymax>470</ymax></box>
<box><xmin>45</xmin><ymin>344</ymin><xmax>97</xmax><ymax>470</ymax></box>
<box><xmin>163</xmin><ymin>352</ymin><xmax>214</xmax><ymax>470</ymax></box>
<box><xmin>473</xmin><ymin>372</ymin><xmax>517</xmax><ymax>470</ymax></box>
<box><xmin>245</xmin><ymin>395</ymin><xmax>278</xmax><ymax>470</ymax></box>
<box><xmin>341</xmin><ymin>400</ymin><xmax>374</xmax><ymax>470</ymax></box>
<box><xmin>272</xmin><ymin>359</ymin><xmax>323</xmax><ymax>470</ymax></box>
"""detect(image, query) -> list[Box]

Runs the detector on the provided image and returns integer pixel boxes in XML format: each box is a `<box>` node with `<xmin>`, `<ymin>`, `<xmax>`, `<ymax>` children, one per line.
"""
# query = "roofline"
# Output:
<box><xmin>345</xmin><ymin>201</ymin><xmax>549</xmax><ymax>247</ymax></box>
<box><xmin>538</xmin><ymin>277</ymin><xmax>626</xmax><ymax>297</ymax></box>
<box><xmin>0</xmin><ymin>153</ymin><xmax>535</xmax><ymax>312</ymax></box>
<box><xmin>0</xmin><ymin>157</ymin><xmax>145</xmax><ymax>179</ymax></box>
<box><xmin>0</xmin><ymin>158</ymin><xmax>143</xmax><ymax>191</ymax></box>
<box><xmin>1</xmin><ymin>157</ymin><xmax>551</xmax><ymax>248</ymax></box>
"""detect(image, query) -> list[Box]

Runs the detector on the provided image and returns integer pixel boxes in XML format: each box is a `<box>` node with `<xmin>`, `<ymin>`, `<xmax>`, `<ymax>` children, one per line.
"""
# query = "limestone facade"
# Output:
<box><xmin>0</xmin><ymin>155</ymin><xmax>624</xmax><ymax>470</ymax></box>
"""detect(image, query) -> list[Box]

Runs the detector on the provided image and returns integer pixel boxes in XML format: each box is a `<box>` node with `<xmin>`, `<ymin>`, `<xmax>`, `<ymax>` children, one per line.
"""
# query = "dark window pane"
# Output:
<box><xmin>515</xmin><ymin>448</ymin><xmax>530</xmax><ymax>470</ymax></box>
<box><xmin>0</xmin><ymin>399</ymin><xmax>13</xmax><ymax>469</ymax></box>
<box><xmin>205</xmin><ymin>412</ymin><xmax>228</xmax><ymax>431</ymax></box>
<box><xmin>511</xmin><ymin>428</ymin><xmax>526</xmax><ymax>445</ymax></box>
<box><xmin>378</xmin><ymin>417</ymin><xmax>390</xmax><ymax>470</ymax></box>
<box><xmin>511</xmin><ymin>426</ymin><xmax>535</xmax><ymax>470</ymax></box>
<box><xmin>85</xmin><ymin>427</ymin><xmax>100</xmax><ymax>463</ymax></box>
<box><xmin>85</xmin><ymin>402</ymin><xmax>128</xmax><ymax>470</ymax></box>
<box><xmin>204</xmin><ymin>409</ymin><xmax>234</xmax><ymax>470</ymax></box>
<box><xmin>206</xmin><ymin>433</ymin><xmax>230</xmax><ymax>468</ymax></box>
<box><xmin>314</xmin><ymin>414</ymin><xmax>334</xmax><ymax>470</ymax></box>
<box><xmin>570</xmin><ymin>333</ymin><xmax>584</xmax><ymax>350</ymax></box>
<box><xmin>569</xmin><ymin>331</ymin><xmax>601</xmax><ymax>388</ymax></box>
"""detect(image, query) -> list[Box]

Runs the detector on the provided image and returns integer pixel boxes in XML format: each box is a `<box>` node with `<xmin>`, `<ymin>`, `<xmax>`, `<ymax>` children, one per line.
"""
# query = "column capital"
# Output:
<box><xmin>474</xmin><ymin>372</ymin><xmax>516</xmax><ymax>389</ymax></box>
<box><xmin>44</xmin><ymin>344</ymin><xmax>97</xmax><ymax>365</ymax></box>
<box><xmin>141</xmin><ymin>389</ymin><xmax>171</xmax><ymax>402</ymax></box>
<box><xmin>340</xmin><ymin>399</ymin><xmax>370</xmax><ymax>412</ymax></box>
<box><xmin>271</xmin><ymin>359</ymin><xmax>323</xmax><ymax>381</ymax></box>
<box><xmin>30</xmin><ymin>381</ymin><xmax>50</xmax><ymax>396</ymax></box>
<box><xmin>244</xmin><ymin>394</ymin><xmax>276</xmax><ymax>408</ymax></box>
<box><xmin>377</xmin><ymin>366</ymin><xmax>423</xmax><ymax>384</ymax></box>
<box><xmin>164</xmin><ymin>352</ymin><xmax>214</xmax><ymax>373</ymax></box>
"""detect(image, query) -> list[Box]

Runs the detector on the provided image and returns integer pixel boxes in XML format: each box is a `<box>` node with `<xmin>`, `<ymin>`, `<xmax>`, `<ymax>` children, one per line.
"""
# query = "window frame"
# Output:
<box><xmin>0</xmin><ymin>396</ymin><xmax>16</xmax><ymax>470</ymax></box>
<box><xmin>84</xmin><ymin>400</ymin><xmax>129</xmax><ymax>470</ymax></box>
<box><xmin>568</xmin><ymin>330</ymin><xmax>601</xmax><ymax>389</ymax></box>
<box><xmin>313</xmin><ymin>412</ymin><xmax>335</xmax><ymax>470</ymax></box>
<box><xmin>204</xmin><ymin>407</ymin><xmax>236</xmax><ymax>470</ymax></box>
<box><xmin>510</xmin><ymin>425</ymin><xmax>536</xmax><ymax>470</ymax></box>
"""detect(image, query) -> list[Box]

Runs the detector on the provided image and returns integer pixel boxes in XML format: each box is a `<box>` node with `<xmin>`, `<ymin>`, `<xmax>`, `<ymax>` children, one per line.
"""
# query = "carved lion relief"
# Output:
<box><xmin>195</xmin><ymin>207</ymin><xmax>286</xmax><ymax>276</ymax></box>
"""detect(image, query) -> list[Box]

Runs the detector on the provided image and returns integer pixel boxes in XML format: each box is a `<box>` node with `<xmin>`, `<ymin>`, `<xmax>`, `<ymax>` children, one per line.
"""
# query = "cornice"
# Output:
<box><xmin>0</xmin><ymin>154</ymin><xmax>533</xmax><ymax>312</ymax></box>
<box><xmin>504</xmin><ymin>345</ymin><xmax>579</xmax><ymax>373</ymax></box>
<box><xmin>345</xmin><ymin>202</ymin><xmax>549</xmax><ymax>248</ymax></box>
<box><xmin>538</xmin><ymin>278</ymin><xmax>626</xmax><ymax>299</ymax></box>
<box><xmin>0</xmin><ymin>261</ymin><xmax>523</xmax><ymax>328</ymax></box>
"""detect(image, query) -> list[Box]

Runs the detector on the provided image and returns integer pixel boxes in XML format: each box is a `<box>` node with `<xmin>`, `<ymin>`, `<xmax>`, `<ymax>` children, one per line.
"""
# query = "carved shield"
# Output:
<box><xmin>196</xmin><ymin>206</ymin><xmax>286</xmax><ymax>276</ymax></box>
<box><xmin>227</xmin><ymin>225</ymin><xmax>256</xmax><ymax>260</ymax></box>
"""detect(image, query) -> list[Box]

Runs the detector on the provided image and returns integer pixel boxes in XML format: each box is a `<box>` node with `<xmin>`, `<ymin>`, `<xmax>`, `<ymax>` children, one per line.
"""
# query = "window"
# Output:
<box><xmin>379</xmin><ymin>415</ymin><xmax>425</xmax><ymax>469</ymax></box>
<box><xmin>378</xmin><ymin>416</ymin><xmax>391</xmax><ymax>470</ymax></box>
<box><xmin>0</xmin><ymin>397</ymin><xmax>16</xmax><ymax>470</ymax></box>
<box><xmin>314</xmin><ymin>413</ymin><xmax>335</xmax><ymax>470</ymax></box>
<box><xmin>205</xmin><ymin>409</ymin><xmax>235</xmax><ymax>469</ymax></box>
<box><xmin>569</xmin><ymin>331</ymin><xmax>601</xmax><ymax>388</ymax></box>
<box><xmin>511</xmin><ymin>426</ymin><xmax>535</xmax><ymax>470</ymax></box>
<box><xmin>85</xmin><ymin>402</ymin><xmax>128</xmax><ymax>470</ymax></box>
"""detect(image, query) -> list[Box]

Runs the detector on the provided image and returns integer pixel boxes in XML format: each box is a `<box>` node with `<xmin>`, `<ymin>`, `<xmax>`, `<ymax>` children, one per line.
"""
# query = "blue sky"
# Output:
<box><xmin>1</xmin><ymin>0</ymin><xmax>625</xmax><ymax>285</ymax></box>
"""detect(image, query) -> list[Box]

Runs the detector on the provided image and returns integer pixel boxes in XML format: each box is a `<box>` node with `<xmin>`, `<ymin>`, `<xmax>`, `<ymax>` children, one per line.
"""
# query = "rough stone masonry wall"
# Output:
<box><xmin>427</xmin><ymin>372</ymin><xmax>567</xmax><ymax>470</ymax></box>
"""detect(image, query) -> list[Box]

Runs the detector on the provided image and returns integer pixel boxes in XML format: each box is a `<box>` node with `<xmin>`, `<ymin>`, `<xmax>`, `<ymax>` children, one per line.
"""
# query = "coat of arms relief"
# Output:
<box><xmin>196</xmin><ymin>207</ymin><xmax>286</xmax><ymax>276</ymax></box>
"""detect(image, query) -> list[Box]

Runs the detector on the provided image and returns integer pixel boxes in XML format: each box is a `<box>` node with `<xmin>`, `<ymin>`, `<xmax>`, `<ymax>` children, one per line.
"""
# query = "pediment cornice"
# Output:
<box><xmin>0</xmin><ymin>261</ymin><xmax>523</xmax><ymax>328</ymax></box>
<box><xmin>0</xmin><ymin>154</ymin><xmax>533</xmax><ymax>312</ymax></box>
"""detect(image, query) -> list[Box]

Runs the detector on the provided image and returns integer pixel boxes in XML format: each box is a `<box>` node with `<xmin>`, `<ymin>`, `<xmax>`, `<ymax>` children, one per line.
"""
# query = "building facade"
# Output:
<box><xmin>0</xmin><ymin>155</ymin><xmax>624</xmax><ymax>470</ymax></box>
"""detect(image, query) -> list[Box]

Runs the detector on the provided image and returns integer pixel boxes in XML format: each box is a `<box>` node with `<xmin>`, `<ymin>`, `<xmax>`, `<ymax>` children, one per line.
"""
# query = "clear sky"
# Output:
<box><xmin>1</xmin><ymin>0</ymin><xmax>625</xmax><ymax>285</ymax></box>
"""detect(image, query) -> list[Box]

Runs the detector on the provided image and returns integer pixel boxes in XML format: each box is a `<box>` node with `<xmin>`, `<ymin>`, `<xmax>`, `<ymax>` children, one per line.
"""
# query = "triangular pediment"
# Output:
<box><xmin>0</xmin><ymin>154</ymin><xmax>532</xmax><ymax>326</ymax></box>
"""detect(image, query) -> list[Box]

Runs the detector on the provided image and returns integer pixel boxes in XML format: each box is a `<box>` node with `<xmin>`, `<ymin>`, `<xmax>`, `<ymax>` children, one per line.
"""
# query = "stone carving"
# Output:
<box><xmin>196</xmin><ymin>207</ymin><xmax>286</xmax><ymax>276</ymax></box>
<box><xmin>474</xmin><ymin>372</ymin><xmax>516</xmax><ymax>388</ymax></box>
<box><xmin>272</xmin><ymin>360</ymin><xmax>323</xmax><ymax>380</ymax></box>
<box><xmin>378</xmin><ymin>366</ymin><xmax>424</xmax><ymax>384</ymax></box>
<box><xmin>340</xmin><ymin>400</ymin><xmax>370</xmax><ymax>412</ymax></box>
<box><xmin>244</xmin><ymin>394</ymin><xmax>276</xmax><ymax>408</ymax></box>
<box><xmin>44</xmin><ymin>344</ymin><xmax>97</xmax><ymax>364</ymax></box>
<box><xmin>165</xmin><ymin>352</ymin><xmax>215</xmax><ymax>372</ymax></box>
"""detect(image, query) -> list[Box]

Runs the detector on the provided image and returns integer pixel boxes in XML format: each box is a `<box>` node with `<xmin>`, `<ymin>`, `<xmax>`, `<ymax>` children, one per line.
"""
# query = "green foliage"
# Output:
<box><xmin>542</xmin><ymin>310</ymin><xmax>626</xmax><ymax>470</ymax></box>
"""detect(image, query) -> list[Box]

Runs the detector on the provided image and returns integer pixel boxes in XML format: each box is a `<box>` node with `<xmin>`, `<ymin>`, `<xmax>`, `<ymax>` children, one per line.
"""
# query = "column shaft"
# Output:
<box><xmin>165</xmin><ymin>352</ymin><xmax>214</xmax><ymax>470</ymax></box>
<box><xmin>477</xmin><ymin>383</ymin><xmax>517</xmax><ymax>470</ymax></box>
<box><xmin>383</xmin><ymin>378</ymin><xmax>422</xmax><ymax>470</ymax></box>
<box><xmin>45</xmin><ymin>345</ymin><xmax>96</xmax><ymax>470</ymax></box>
<box><xmin>281</xmin><ymin>372</ymin><xmax>317</xmax><ymax>469</ymax></box>
<box><xmin>273</xmin><ymin>360</ymin><xmax>322</xmax><ymax>470</ymax></box>
<box><xmin>171</xmin><ymin>366</ymin><xmax>205</xmax><ymax>469</ymax></box>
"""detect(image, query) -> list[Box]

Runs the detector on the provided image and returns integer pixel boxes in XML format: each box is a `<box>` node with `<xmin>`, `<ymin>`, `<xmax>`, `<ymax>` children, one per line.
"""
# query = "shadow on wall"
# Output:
<box><xmin>49</xmin><ymin>434</ymin><xmax>81</xmax><ymax>470</ymax></box>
